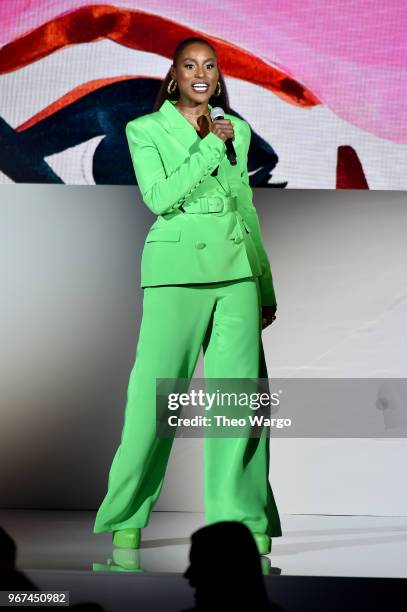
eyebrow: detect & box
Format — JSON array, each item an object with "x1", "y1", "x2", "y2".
[{"x1": 183, "y1": 57, "x2": 216, "y2": 62}]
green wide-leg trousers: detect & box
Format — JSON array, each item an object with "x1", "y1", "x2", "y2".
[{"x1": 93, "y1": 276, "x2": 282, "y2": 538}]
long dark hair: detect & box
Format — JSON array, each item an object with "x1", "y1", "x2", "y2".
[{"x1": 152, "y1": 37, "x2": 231, "y2": 113}]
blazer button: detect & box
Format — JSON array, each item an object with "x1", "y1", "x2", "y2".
[
  {"x1": 234, "y1": 237, "x2": 243, "y2": 244},
  {"x1": 195, "y1": 242, "x2": 206, "y2": 249}
]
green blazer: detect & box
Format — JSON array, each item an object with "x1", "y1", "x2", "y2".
[{"x1": 125, "y1": 99, "x2": 276, "y2": 307}]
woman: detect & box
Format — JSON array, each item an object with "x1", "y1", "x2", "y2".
[{"x1": 93, "y1": 36, "x2": 282, "y2": 555}]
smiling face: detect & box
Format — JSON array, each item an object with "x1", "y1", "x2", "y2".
[{"x1": 170, "y1": 42, "x2": 219, "y2": 106}]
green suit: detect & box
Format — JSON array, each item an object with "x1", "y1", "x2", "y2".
[
  {"x1": 93, "y1": 99, "x2": 282, "y2": 539},
  {"x1": 126, "y1": 99, "x2": 276, "y2": 307}
]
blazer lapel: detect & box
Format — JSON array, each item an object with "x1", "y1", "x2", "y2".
[{"x1": 156, "y1": 99, "x2": 230, "y2": 194}]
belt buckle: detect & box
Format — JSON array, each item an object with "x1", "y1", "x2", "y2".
[
  {"x1": 214, "y1": 196, "x2": 224, "y2": 213},
  {"x1": 209, "y1": 196, "x2": 225, "y2": 214},
  {"x1": 221, "y1": 196, "x2": 232, "y2": 214}
]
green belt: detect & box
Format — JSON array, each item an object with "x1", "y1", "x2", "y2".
[
  {"x1": 180, "y1": 195, "x2": 248, "y2": 245},
  {"x1": 181, "y1": 195, "x2": 238, "y2": 214}
]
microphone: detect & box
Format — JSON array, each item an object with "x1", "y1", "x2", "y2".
[{"x1": 210, "y1": 106, "x2": 237, "y2": 165}]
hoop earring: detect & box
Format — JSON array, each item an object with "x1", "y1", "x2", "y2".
[
  {"x1": 215, "y1": 81, "x2": 221, "y2": 97},
  {"x1": 167, "y1": 79, "x2": 178, "y2": 94}
]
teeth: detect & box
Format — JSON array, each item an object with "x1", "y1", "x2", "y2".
[{"x1": 192, "y1": 84, "x2": 208, "y2": 90}]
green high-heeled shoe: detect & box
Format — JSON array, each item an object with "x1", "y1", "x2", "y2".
[
  {"x1": 112, "y1": 528, "x2": 141, "y2": 549},
  {"x1": 253, "y1": 533, "x2": 271, "y2": 555}
]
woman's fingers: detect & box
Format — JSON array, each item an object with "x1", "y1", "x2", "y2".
[
  {"x1": 261, "y1": 307, "x2": 277, "y2": 329},
  {"x1": 211, "y1": 118, "x2": 234, "y2": 142}
]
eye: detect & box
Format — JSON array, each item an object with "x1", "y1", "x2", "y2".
[{"x1": 184, "y1": 63, "x2": 215, "y2": 69}]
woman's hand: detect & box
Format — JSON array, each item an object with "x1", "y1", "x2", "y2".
[
  {"x1": 210, "y1": 118, "x2": 235, "y2": 142},
  {"x1": 261, "y1": 305, "x2": 277, "y2": 330}
]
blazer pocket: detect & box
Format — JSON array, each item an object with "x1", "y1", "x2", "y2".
[{"x1": 145, "y1": 228, "x2": 181, "y2": 242}]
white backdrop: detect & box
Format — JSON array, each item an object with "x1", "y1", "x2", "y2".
[{"x1": 0, "y1": 185, "x2": 406, "y2": 515}]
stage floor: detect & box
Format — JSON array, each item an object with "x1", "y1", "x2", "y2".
[
  {"x1": 1, "y1": 510, "x2": 406, "y2": 578},
  {"x1": 1, "y1": 511, "x2": 407, "y2": 611}
]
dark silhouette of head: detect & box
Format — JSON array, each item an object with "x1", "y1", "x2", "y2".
[
  {"x1": 183, "y1": 521, "x2": 272, "y2": 611},
  {"x1": 0, "y1": 527, "x2": 105, "y2": 610},
  {"x1": 0, "y1": 527, "x2": 16, "y2": 569},
  {"x1": 0, "y1": 527, "x2": 39, "y2": 596}
]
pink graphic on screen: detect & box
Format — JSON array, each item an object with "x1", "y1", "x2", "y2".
[{"x1": 0, "y1": 1, "x2": 406, "y2": 187}]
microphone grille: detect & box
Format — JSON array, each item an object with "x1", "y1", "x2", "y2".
[{"x1": 210, "y1": 107, "x2": 224, "y2": 121}]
